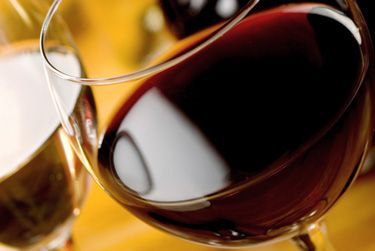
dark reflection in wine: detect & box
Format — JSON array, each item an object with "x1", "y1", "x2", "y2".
[
  {"x1": 111, "y1": 131, "x2": 153, "y2": 195},
  {"x1": 110, "y1": 88, "x2": 230, "y2": 201}
]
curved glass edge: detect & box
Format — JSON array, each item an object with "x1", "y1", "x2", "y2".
[{"x1": 39, "y1": 0, "x2": 260, "y2": 86}]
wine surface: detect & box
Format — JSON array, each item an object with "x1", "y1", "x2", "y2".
[{"x1": 98, "y1": 4, "x2": 373, "y2": 245}]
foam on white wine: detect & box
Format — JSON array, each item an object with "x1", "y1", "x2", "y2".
[{"x1": 0, "y1": 48, "x2": 81, "y2": 179}]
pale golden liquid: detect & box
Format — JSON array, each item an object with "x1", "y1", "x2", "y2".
[{"x1": 0, "y1": 129, "x2": 87, "y2": 248}]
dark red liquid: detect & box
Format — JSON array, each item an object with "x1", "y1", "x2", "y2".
[{"x1": 98, "y1": 4, "x2": 373, "y2": 245}]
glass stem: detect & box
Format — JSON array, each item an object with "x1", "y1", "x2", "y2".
[
  {"x1": 291, "y1": 221, "x2": 336, "y2": 251},
  {"x1": 51, "y1": 237, "x2": 75, "y2": 251},
  {"x1": 40, "y1": 236, "x2": 75, "y2": 251}
]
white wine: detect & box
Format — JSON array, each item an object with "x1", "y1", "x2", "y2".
[{"x1": 0, "y1": 45, "x2": 86, "y2": 248}]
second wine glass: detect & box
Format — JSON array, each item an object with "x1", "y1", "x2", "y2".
[
  {"x1": 40, "y1": 0, "x2": 374, "y2": 250},
  {"x1": 0, "y1": 0, "x2": 89, "y2": 250}
]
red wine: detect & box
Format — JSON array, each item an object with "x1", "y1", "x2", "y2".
[{"x1": 98, "y1": 4, "x2": 373, "y2": 245}]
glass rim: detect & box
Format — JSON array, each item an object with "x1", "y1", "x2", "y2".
[{"x1": 39, "y1": 0, "x2": 260, "y2": 86}]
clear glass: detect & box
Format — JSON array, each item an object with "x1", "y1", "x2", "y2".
[
  {"x1": 0, "y1": 0, "x2": 89, "y2": 250},
  {"x1": 40, "y1": 0, "x2": 373, "y2": 250}
]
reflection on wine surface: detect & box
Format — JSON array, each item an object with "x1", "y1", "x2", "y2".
[{"x1": 0, "y1": 44, "x2": 87, "y2": 249}]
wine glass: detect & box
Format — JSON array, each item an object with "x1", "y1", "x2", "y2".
[
  {"x1": 0, "y1": 0, "x2": 89, "y2": 250},
  {"x1": 40, "y1": 0, "x2": 374, "y2": 250}
]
